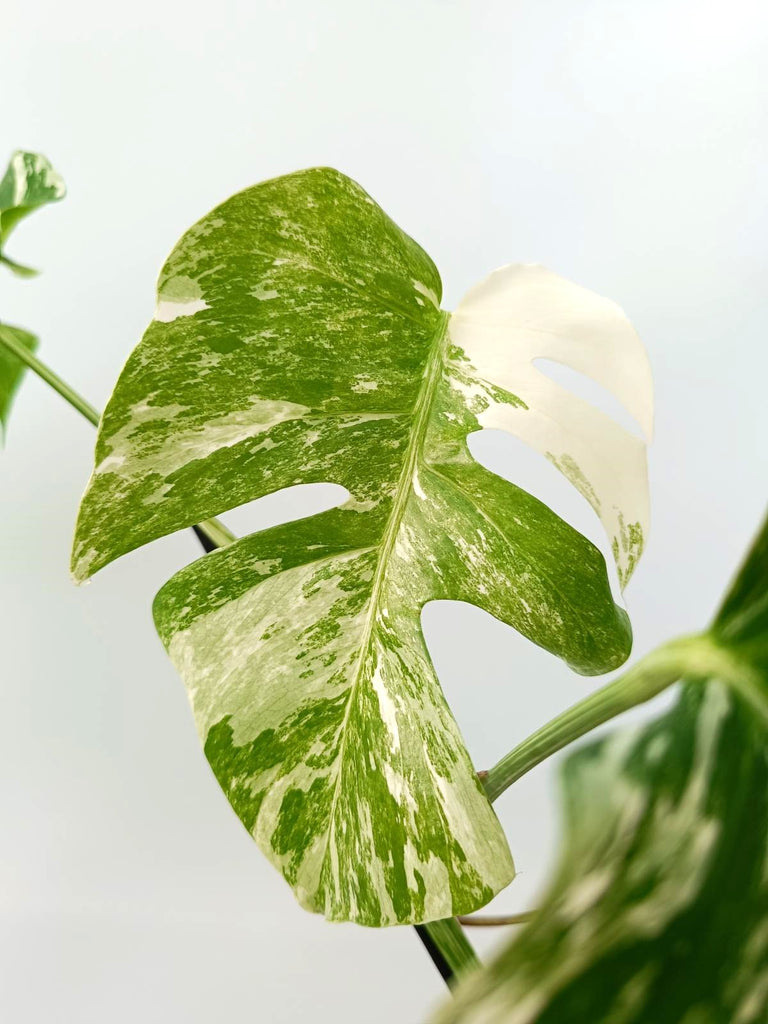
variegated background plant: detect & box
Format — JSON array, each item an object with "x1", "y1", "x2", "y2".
[
  {"x1": 438, "y1": 513, "x2": 768, "y2": 1023},
  {"x1": 3, "y1": 152, "x2": 765, "y2": 1022}
]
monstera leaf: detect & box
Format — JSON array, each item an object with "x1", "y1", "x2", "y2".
[
  {"x1": 438, "y1": 513, "x2": 768, "y2": 1022},
  {"x1": 0, "y1": 324, "x2": 38, "y2": 439},
  {"x1": 72, "y1": 168, "x2": 652, "y2": 926},
  {"x1": 0, "y1": 151, "x2": 65, "y2": 276}
]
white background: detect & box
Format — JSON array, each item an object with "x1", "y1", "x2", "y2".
[{"x1": 2, "y1": 1, "x2": 767, "y2": 1021}]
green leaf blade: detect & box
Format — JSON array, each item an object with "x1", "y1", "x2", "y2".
[
  {"x1": 0, "y1": 151, "x2": 65, "y2": 439},
  {"x1": 0, "y1": 150, "x2": 65, "y2": 254},
  {"x1": 713, "y1": 510, "x2": 768, "y2": 660},
  {"x1": 74, "y1": 168, "x2": 652, "y2": 925},
  {"x1": 0, "y1": 324, "x2": 38, "y2": 441}
]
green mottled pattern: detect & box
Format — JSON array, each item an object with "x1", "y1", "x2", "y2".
[
  {"x1": 73, "y1": 168, "x2": 650, "y2": 925},
  {"x1": 0, "y1": 151, "x2": 65, "y2": 276},
  {"x1": 0, "y1": 325, "x2": 37, "y2": 439},
  {"x1": 439, "y1": 514, "x2": 768, "y2": 1021}
]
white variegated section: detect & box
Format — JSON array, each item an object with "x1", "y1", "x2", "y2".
[
  {"x1": 93, "y1": 396, "x2": 313, "y2": 480},
  {"x1": 154, "y1": 297, "x2": 210, "y2": 322},
  {"x1": 450, "y1": 264, "x2": 653, "y2": 587},
  {"x1": 168, "y1": 551, "x2": 372, "y2": 744}
]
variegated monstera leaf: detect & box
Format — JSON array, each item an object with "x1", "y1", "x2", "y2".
[
  {"x1": 72, "y1": 169, "x2": 652, "y2": 926},
  {"x1": 438, "y1": 514, "x2": 768, "y2": 1023},
  {"x1": 0, "y1": 150, "x2": 65, "y2": 277},
  {"x1": 0, "y1": 151, "x2": 65, "y2": 440}
]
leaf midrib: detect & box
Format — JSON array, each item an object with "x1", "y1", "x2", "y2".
[{"x1": 316, "y1": 309, "x2": 451, "y2": 890}]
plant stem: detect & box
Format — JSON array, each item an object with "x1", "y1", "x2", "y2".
[
  {"x1": 417, "y1": 919, "x2": 480, "y2": 988},
  {"x1": 457, "y1": 912, "x2": 534, "y2": 927},
  {"x1": 194, "y1": 518, "x2": 237, "y2": 549},
  {"x1": 0, "y1": 323, "x2": 99, "y2": 425},
  {"x1": 483, "y1": 634, "x2": 712, "y2": 802},
  {"x1": 0, "y1": 325, "x2": 233, "y2": 548}
]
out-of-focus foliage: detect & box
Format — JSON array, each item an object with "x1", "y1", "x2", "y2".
[{"x1": 438, "y1": 514, "x2": 768, "y2": 1023}]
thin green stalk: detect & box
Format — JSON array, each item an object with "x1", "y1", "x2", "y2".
[
  {"x1": 419, "y1": 918, "x2": 480, "y2": 987},
  {"x1": 0, "y1": 323, "x2": 100, "y2": 425},
  {"x1": 194, "y1": 517, "x2": 237, "y2": 548},
  {"x1": 0, "y1": 325, "x2": 233, "y2": 548},
  {"x1": 458, "y1": 911, "x2": 534, "y2": 927},
  {"x1": 483, "y1": 633, "x2": 714, "y2": 802}
]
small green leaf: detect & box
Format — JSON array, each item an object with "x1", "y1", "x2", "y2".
[
  {"x1": 72, "y1": 168, "x2": 652, "y2": 925},
  {"x1": 0, "y1": 151, "x2": 66, "y2": 272},
  {"x1": 438, "y1": 513, "x2": 768, "y2": 1022},
  {"x1": 0, "y1": 151, "x2": 65, "y2": 436},
  {"x1": 0, "y1": 324, "x2": 37, "y2": 441}
]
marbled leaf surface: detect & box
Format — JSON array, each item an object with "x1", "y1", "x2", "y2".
[
  {"x1": 0, "y1": 151, "x2": 65, "y2": 277},
  {"x1": 73, "y1": 168, "x2": 652, "y2": 925},
  {"x1": 439, "y1": 514, "x2": 768, "y2": 1021}
]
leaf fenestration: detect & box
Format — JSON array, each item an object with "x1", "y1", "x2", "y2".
[{"x1": 72, "y1": 168, "x2": 652, "y2": 925}]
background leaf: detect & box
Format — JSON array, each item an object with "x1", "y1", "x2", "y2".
[
  {"x1": 438, "y1": 512, "x2": 768, "y2": 1023},
  {"x1": 73, "y1": 168, "x2": 651, "y2": 925},
  {"x1": 0, "y1": 152, "x2": 65, "y2": 440},
  {"x1": 0, "y1": 150, "x2": 65, "y2": 276},
  {"x1": 0, "y1": 324, "x2": 38, "y2": 441}
]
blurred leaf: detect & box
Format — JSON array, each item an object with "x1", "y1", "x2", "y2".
[
  {"x1": 0, "y1": 253, "x2": 40, "y2": 278},
  {"x1": 0, "y1": 150, "x2": 65, "y2": 276},
  {"x1": 0, "y1": 152, "x2": 65, "y2": 437},
  {"x1": 72, "y1": 168, "x2": 652, "y2": 925},
  {"x1": 0, "y1": 324, "x2": 37, "y2": 441},
  {"x1": 438, "y1": 512, "x2": 768, "y2": 1023}
]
